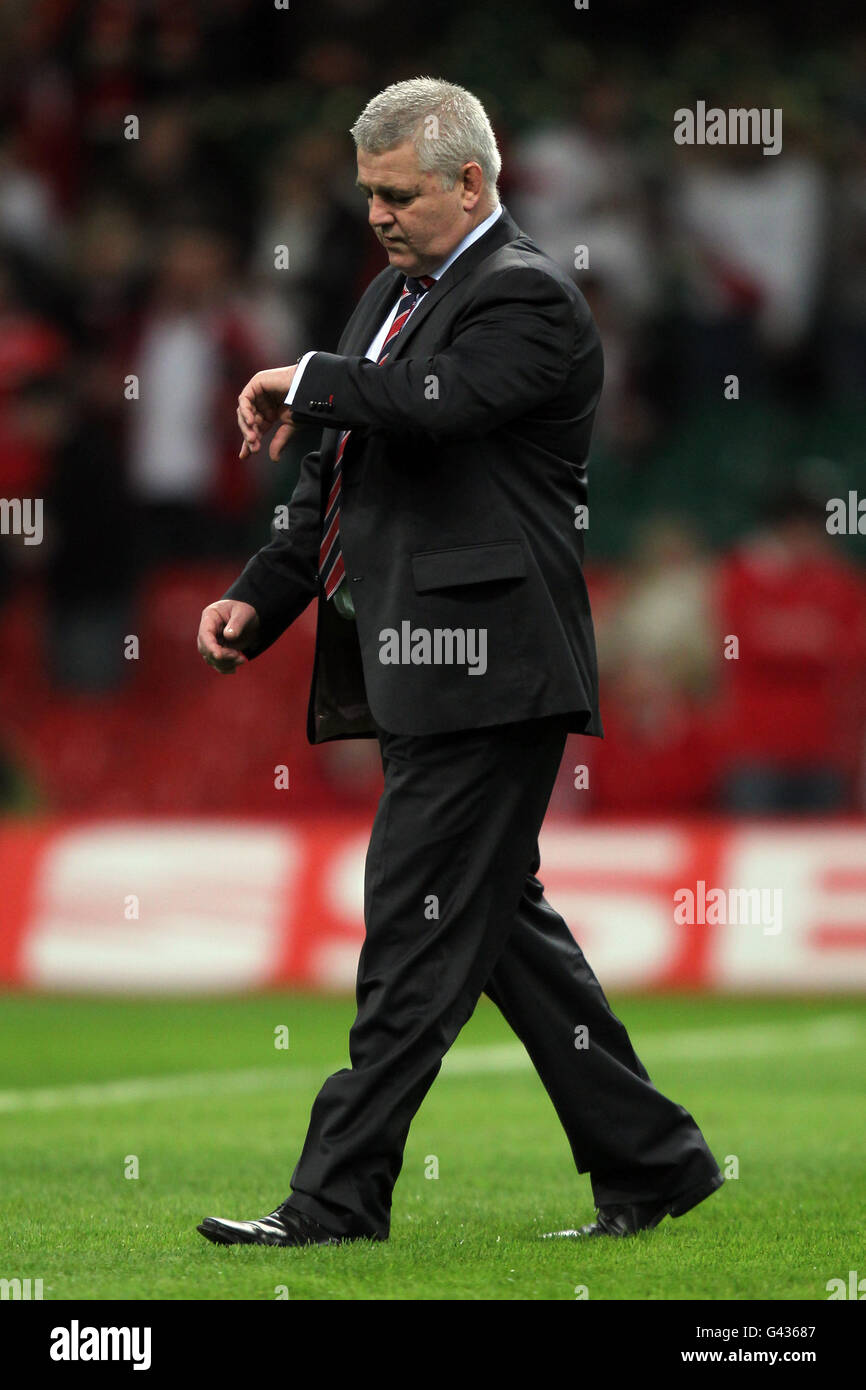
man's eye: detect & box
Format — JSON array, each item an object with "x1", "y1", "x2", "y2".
[{"x1": 361, "y1": 191, "x2": 412, "y2": 205}]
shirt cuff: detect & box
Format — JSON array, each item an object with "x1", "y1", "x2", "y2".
[{"x1": 286, "y1": 352, "x2": 318, "y2": 406}]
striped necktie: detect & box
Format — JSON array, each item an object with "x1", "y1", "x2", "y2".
[{"x1": 319, "y1": 274, "x2": 435, "y2": 603}]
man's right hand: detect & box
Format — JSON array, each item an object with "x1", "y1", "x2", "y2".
[
  {"x1": 237, "y1": 366, "x2": 297, "y2": 461},
  {"x1": 197, "y1": 600, "x2": 261, "y2": 674}
]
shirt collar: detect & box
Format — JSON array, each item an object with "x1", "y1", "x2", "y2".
[{"x1": 424, "y1": 204, "x2": 503, "y2": 282}]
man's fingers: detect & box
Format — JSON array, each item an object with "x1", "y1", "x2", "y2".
[
  {"x1": 201, "y1": 634, "x2": 246, "y2": 659},
  {"x1": 237, "y1": 381, "x2": 271, "y2": 452},
  {"x1": 198, "y1": 602, "x2": 258, "y2": 675},
  {"x1": 269, "y1": 415, "x2": 296, "y2": 461},
  {"x1": 238, "y1": 372, "x2": 296, "y2": 458},
  {"x1": 198, "y1": 622, "x2": 247, "y2": 671},
  {"x1": 237, "y1": 406, "x2": 259, "y2": 452},
  {"x1": 238, "y1": 383, "x2": 261, "y2": 425},
  {"x1": 198, "y1": 609, "x2": 247, "y2": 663},
  {"x1": 198, "y1": 635, "x2": 244, "y2": 663},
  {"x1": 269, "y1": 427, "x2": 288, "y2": 460},
  {"x1": 200, "y1": 645, "x2": 246, "y2": 673}
]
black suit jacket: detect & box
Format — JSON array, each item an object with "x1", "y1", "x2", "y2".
[{"x1": 224, "y1": 206, "x2": 605, "y2": 743}]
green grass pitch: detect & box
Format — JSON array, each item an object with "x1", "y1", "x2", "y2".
[{"x1": 1, "y1": 993, "x2": 863, "y2": 1301}]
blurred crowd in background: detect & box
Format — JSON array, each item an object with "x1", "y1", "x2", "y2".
[{"x1": 0, "y1": 0, "x2": 865, "y2": 818}]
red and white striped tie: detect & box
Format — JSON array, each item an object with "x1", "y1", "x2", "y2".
[{"x1": 319, "y1": 275, "x2": 435, "y2": 600}]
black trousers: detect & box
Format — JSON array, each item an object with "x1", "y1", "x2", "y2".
[{"x1": 284, "y1": 715, "x2": 722, "y2": 1239}]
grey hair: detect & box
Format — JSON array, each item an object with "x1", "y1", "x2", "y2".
[{"x1": 350, "y1": 77, "x2": 501, "y2": 196}]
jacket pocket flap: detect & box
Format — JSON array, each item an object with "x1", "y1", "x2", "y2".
[{"x1": 411, "y1": 541, "x2": 527, "y2": 592}]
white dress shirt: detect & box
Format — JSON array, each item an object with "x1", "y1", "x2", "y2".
[{"x1": 286, "y1": 203, "x2": 503, "y2": 405}]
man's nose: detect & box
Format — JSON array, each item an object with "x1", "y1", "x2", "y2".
[{"x1": 368, "y1": 198, "x2": 394, "y2": 228}]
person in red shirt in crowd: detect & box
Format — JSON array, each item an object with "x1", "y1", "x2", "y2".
[
  {"x1": 578, "y1": 517, "x2": 722, "y2": 816},
  {"x1": 580, "y1": 655, "x2": 723, "y2": 815},
  {"x1": 715, "y1": 489, "x2": 866, "y2": 813}
]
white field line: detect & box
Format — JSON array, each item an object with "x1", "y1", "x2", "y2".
[
  {"x1": 442, "y1": 1014, "x2": 864, "y2": 1072},
  {"x1": 0, "y1": 1015, "x2": 861, "y2": 1115}
]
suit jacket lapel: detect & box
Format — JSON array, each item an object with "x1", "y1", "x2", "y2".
[
  {"x1": 383, "y1": 205, "x2": 522, "y2": 363},
  {"x1": 338, "y1": 268, "x2": 403, "y2": 356},
  {"x1": 337, "y1": 205, "x2": 522, "y2": 364},
  {"x1": 319, "y1": 268, "x2": 403, "y2": 476}
]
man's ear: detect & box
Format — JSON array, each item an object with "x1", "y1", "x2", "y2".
[{"x1": 461, "y1": 161, "x2": 485, "y2": 209}]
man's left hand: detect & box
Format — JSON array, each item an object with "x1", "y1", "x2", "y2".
[{"x1": 237, "y1": 366, "x2": 297, "y2": 461}]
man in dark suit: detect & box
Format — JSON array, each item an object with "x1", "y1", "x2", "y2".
[{"x1": 195, "y1": 78, "x2": 723, "y2": 1247}]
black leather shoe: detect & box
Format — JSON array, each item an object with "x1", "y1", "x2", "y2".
[
  {"x1": 197, "y1": 1205, "x2": 345, "y2": 1247},
  {"x1": 542, "y1": 1170, "x2": 724, "y2": 1239}
]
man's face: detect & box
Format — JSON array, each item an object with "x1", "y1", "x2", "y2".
[{"x1": 356, "y1": 140, "x2": 481, "y2": 276}]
